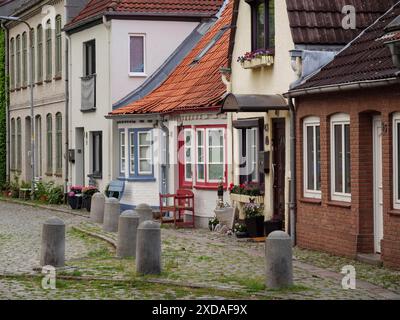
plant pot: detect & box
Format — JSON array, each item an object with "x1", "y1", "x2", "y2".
[
  {"x1": 235, "y1": 231, "x2": 249, "y2": 238},
  {"x1": 82, "y1": 196, "x2": 92, "y2": 212},
  {"x1": 68, "y1": 195, "x2": 82, "y2": 210},
  {"x1": 214, "y1": 207, "x2": 235, "y2": 229},
  {"x1": 264, "y1": 219, "x2": 283, "y2": 237},
  {"x1": 245, "y1": 216, "x2": 264, "y2": 238}
]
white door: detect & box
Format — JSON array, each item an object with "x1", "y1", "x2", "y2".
[{"x1": 373, "y1": 116, "x2": 383, "y2": 253}]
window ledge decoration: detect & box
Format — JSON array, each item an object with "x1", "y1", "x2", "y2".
[
  {"x1": 238, "y1": 49, "x2": 274, "y2": 69},
  {"x1": 229, "y1": 182, "x2": 264, "y2": 219}
]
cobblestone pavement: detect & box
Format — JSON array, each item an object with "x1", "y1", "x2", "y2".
[
  {"x1": 0, "y1": 201, "x2": 94, "y2": 275},
  {"x1": 1, "y1": 201, "x2": 400, "y2": 300}
]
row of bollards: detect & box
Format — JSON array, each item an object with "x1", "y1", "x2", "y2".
[{"x1": 40, "y1": 193, "x2": 292, "y2": 288}]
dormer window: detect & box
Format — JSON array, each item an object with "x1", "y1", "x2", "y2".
[{"x1": 246, "y1": 0, "x2": 275, "y2": 51}]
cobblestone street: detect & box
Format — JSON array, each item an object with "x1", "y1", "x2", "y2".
[{"x1": 0, "y1": 201, "x2": 400, "y2": 300}]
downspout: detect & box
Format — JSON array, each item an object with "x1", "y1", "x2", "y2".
[
  {"x1": 221, "y1": 72, "x2": 233, "y2": 185},
  {"x1": 159, "y1": 116, "x2": 169, "y2": 195},
  {"x1": 1, "y1": 23, "x2": 10, "y2": 183},
  {"x1": 64, "y1": 33, "x2": 70, "y2": 197},
  {"x1": 288, "y1": 98, "x2": 296, "y2": 246}
]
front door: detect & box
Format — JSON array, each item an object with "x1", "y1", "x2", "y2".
[
  {"x1": 272, "y1": 119, "x2": 286, "y2": 221},
  {"x1": 373, "y1": 116, "x2": 383, "y2": 253}
]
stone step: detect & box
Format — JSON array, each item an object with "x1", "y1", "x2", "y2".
[{"x1": 356, "y1": 253, "x2": 383, "y2": 267}]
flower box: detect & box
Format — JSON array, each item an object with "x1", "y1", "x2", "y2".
[
  {"x1": 241, "y1": 55, "x2": 274, "y2": 69},
  {"x1": 68, "y1": 194, "x2": 82, "y2": 210},
  {"x1": 230, "y1": 193, "x2": 264, "y2": 219},
  {"x1": 245, "y1": 216, "x2": 265, "y2": 238}
]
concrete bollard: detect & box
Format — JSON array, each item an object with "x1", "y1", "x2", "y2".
[
  {"x1": 136, "y1": 203, "x2": 153, "y2": 224},
  {"x1": 40, "y1": 217, "x2": 65, "y2": 267},
  {"x1": 265, "y1": 231, "x2": 293, "y2": 289},
  {"x1": 116, "y1": 210, "x2": 140, "y2": 258},
  {"x1": 136, "y1": 220, "x2": 161, "y2": 275},
  {"x1": 90, "y1": 192, "x2": 106, "y2": 223},
  {"x1": 103, "y1": 197, "x2": 121, "y2": 233}
]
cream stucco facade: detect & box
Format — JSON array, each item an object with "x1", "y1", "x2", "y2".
[{"x1": 228, "y1": 0, "x2": 297, "y2": 230}]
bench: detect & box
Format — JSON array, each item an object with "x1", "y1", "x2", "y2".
[{"x1": 107, "y1": 180, "x2": 125, "y2": 200}]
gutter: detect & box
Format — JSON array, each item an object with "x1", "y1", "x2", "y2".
[
  {"x1": 64, "y1": 31, "x2": 70, "y2": 196},
  {"x1": 159, "y1": 117, "x2": 170, "y2": 196},
  {"x1": 285, "y1": 77, "x2": 400, "y2": 98}
]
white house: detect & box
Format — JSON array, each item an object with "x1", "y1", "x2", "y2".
[
  {"x1": 64, "y1": 0, "x2": 225, "y2": 192},
  {"x1": 5, "y1": 0, "x2": 89, "y2": 189},
  {"x1": 106, "y1": 0, "x2": 233, "y2": 226}
]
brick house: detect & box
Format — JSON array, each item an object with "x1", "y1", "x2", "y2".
[{"x1": 287, "y1": 3, "x2": 400, "y2": 268}]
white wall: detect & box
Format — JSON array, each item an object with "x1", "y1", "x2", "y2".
[{"x1": 69, "y1": 18, "x2": 199, "y2": 191}]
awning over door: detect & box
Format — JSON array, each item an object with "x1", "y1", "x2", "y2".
[{"x1": 221, "y1": 93, "x2": 289, "y2": 113}]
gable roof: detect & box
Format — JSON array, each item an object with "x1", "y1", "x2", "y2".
[
  {"x1": 110, "y1": 0, "x2": 232, "y2": 116},
  {"x1": 290, "y1": 1, "x2": 400, "y2": 92},
  {"x1": 65, "y1": 0, "x2": 224, "y2": 31},
  {"x1": 286, "y1": 0, "x2": 399, "y2": 45}
]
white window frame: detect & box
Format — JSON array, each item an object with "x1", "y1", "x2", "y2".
[
  {"x1": 393, "y1": 113, "x2": 400, "y2": 209},
  {"x1": 330, "y1": 113, "x2": 351, "y2": 202},
  {"x1": 129, "y1": 130, "x2": 135, "y2": 176},
  {"x1": 303, "y1": 117, "x2": 321, "y2": 199},
  {"x1": 196, "y1": 128, "x2": 206, "y2": 182},
  {"x1": 184, "y1": 128, "x2": 193, "y2": 182},
  {"x1": 138, "y1": 130, "x2": 153, "y2": 175},
  {"x1": 128, "y1": 34, "x2": 146, "y2": 77},
  {"x1": 120, "y1": 130, "x2": 126, "y2": 175},
  {"x1": 249, "y1": 127, "x2": 259, "y2": 182},
  {"x1": 206, "y1": 128, "x2": 225, "y2": 183}
]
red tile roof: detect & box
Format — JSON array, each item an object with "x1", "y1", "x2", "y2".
[
  {"x1": 110, "y1": 0, "x2": 232, "y2": 116},
  {"x1": 292, "y1": 2, "x2": 400, "y2": 91},
  {"x1": 286, "y1": 0, "x2": 399, "y2": 45},
  {"x1": 67, "y1": 0, "x2": 224, "y2": 29}
]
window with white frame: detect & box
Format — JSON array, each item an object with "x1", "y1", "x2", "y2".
[
  {"x1": 331, "y1": 113, "x2": 351, "y2": 202},
  {"x1": 206, "y1": 128, "x2": 225, "y2": 182},
  {"x1": 119, "y1": 130, "x2": 126, "y2": 175},
  {"x1": 138, "y1": 131, "x2": 152, "y2": 175},
  {"x1": 196, "y1": 129, "x2": 205, "y2": 181},
  {"x1": 303, "y1": 117, "x2": 321, "y2": 198},
  {"x1": 129, "y1": 131, "x2": 135, "y2": 176},
  {"x1": 184, "y1": 129, "x2": 193, "y2": 181},
  {"x1": 393, "y1": 113, "x2": 400, "y2": 209},
  {"x1": 129, "y1": 35, "x2": 145, "y2": 75}
]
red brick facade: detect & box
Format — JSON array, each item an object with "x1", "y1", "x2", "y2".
[{"x1": 296, "y1": 84, "x2": 400, "y2": 269}]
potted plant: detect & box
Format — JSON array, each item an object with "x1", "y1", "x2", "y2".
[
  {"x1": 264, "y1": 219, "x2": 283, "y2": 237},
  {"x1": 68, "y1": 185, "x2": 83, "y2": 210},
  {"x1": 82, "y1": 186, "x2": 99, "y2": 212},
  {"x1": 229, "y1": 182, "x2": 264, "y2": 219},
  {"x1": 208, "y1": 216, "x2": 219, "y2": 231},
  {"x1": 233, "y1": 222, "x2": 248, "y2": 238},
  {"x1": 244, "y1": 201, "x2": 264, "y2": 238}
]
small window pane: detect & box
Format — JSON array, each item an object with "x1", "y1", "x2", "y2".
[
  {"x1": 344, "y1": 124, "x2": 351, "y2": 194},
  {"x1": 334, "y1": 124, "x2": 343, "y2": 193},
  {"x1": 307, "y1": 126, "x2": 315, "y2": 190},
  {"x1": 256, "y1": 2, "x2": 265, "y2": 50},
  {"x1": 316, "y1": 126, "x2": 321, "y2": 191},
  {"x1": 129, "y1": 132, "x2": 135, "y2": 175},
  {"x1": 130, "y1": 36, "x2": 144, "y2": 73},
  {"x1": 208, "y1": 164, "x2": 224, "y2": 181},
  {"x1": 197, "y1": 164, "x2": 205, "y2": 180},
  {"x1": 139, "y1": 160, "x2": 151, "y2": 173},
  {"x1": 139, "y1": 132, "x2": 151, "y2": 145}
]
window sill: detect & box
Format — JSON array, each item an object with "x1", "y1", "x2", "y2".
[
  {"x1": 81, "y1": 108, "x2": 96, "y2": 113},
  {"x1": 54, "y1": 75, "x2": 62, "y2": 81},
  {"x1": 118, "y1": 177, "x2": 156, "y2": 182},
  {"x1": 327, "y1": 200, "x2": 351, "y2": 209},
  {"x1": 388, "y1": 209, "x2": 400, "y2": 217},
  {"x1": 129, "y1": 73, "x2": 147, "y2": 78},
  {"x1": 194, "y1": 184, "x2": 227, "y2": 191},
  {"x1": 36, "y1": 81, "x2": 43, "y2": 86},
  {"x1": 9, "y1": 88, "x2": 15, "y2": 92},
  {"x1": 21, "y1": 86, "x2": 27, "y2": 90},
  {"x1": 300, "y1": 197, "x2": 322, "y2": 205},
  {"x1": 54, "y1": 173, "x2": 62, "y2": 177},
  {"x1": 45, "y1": 172, "x2": 53, "y2": 177},
  {"x1": 44, "y1": 79, "x2": 52, "y2": 83},
  {"x1": 90, "y1": 175, "x2": 102, "y2": 180}
]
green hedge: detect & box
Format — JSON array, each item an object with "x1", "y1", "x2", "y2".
[{"x1": 0, "y1": 30, "x2": 6, "y2": 187}]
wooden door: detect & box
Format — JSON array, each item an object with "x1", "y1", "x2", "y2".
[{"x1": 272, "y1": 119, "x2": 286, "y2": 221}]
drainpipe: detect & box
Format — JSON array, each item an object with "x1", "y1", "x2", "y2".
[
  {"x1": 159, "y1": 116, "x2": 169, "y2": 195},
  {"x1": 1, "y1": 23, "x2": 10, "y2": 183},
  {"x1": 64, "y1": 33, "x2": 70, "y2": 198},
  {"x1": 288, "y1": 98, "x2": 296, "y2": 246}
]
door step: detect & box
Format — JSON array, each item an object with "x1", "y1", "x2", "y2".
[{"x1": 356, "y1": 253, "x2": 383, "y2": 267}]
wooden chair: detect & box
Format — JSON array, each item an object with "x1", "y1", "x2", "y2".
[
  {"x1": 159, "y1": 193, "x2": 182, "y2": 225},
  {"x1": 174, "y1": 189, "x2": 195, "y2": 228}
]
